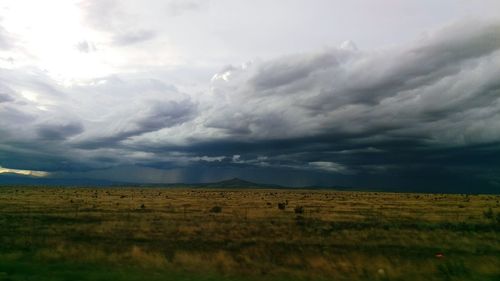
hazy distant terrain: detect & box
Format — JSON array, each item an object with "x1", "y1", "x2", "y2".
[{"x1": 1, "y1": 187, "x2": 499, "y2": 281}]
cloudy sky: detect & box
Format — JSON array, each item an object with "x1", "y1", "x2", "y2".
[{"x1": 1, "y1": 0, "x2": 500, "y2": 192}]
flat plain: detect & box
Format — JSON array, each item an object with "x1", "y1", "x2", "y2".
[{"x1": 0, "y1": 187, "x2": 499, "y2": 281}]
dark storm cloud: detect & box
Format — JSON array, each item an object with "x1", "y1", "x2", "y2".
[
  {"x1": 118, "y1": 98, "x2": 197, "y2": 139},
  {"x1": 1, "y1": 19, "x2": 500, "y2": 192},
  {"x1": 36, "y1": 122, "x2": 84, "y2": 141},
  {"x1": 207, "y1": 21, "x2": 500, "y2": 144},
  {"x1": 132, "y1": 135, "x2": 500, "y2": 192},
  {"x1": 170, "y1": 20, "x2": 500, "y2": 191},
  {"x1": 77, "y1": 98, "x2": 197, "y2": 149},
  {"x1": 136, "y1": 99, "x2": 196, "y2": 132},
  {"x1": 242, "y1": 21, "x2": 500, "y2": 112}
]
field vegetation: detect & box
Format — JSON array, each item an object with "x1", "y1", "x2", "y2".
[{"x1": 0, "y1": 187, "x2": 499, "y2": 280}]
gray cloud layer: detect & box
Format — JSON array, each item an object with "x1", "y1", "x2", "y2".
[{"x1": 1, "y1": 20, "x2": 500, "y2": 191}]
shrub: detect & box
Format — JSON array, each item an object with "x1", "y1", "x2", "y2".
[
  {"x1": 294, "y1": 206, "x2": 304, "y2": 214},
  {"x1": 210, "y1": 206, "x2": 222, "y2": 213},
  {"x1": 295, "y1": 215, "x2": 305, "y2": 226},
  {"x1": 483, "y1": 207, "x2": 494, "y2": 219},
  {"x1": 278, "y1": 203, "x2": 286, "y2": 210},
  {"x1": 437, "y1": 260, "x2": 469, "y2": 279}
]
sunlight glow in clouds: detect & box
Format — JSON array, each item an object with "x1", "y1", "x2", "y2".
[
  {"x1": 0, "y1": 166, "x2": 50, "y2": 177},
  {"x1": 1, "y1": 0, "x2": 114, "y2": 82}
]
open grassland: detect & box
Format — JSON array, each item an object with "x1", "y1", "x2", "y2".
[{"x1": 0, "y1": 187, "x2": 499, "y2": 281}]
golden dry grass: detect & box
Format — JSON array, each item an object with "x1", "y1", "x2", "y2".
[{"x1": 0, "y1": 187, "x2": 499, "y2": 280}]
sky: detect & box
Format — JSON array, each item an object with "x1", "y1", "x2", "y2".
[{"x1": 1, "y1": 0, "x2": 500, "y2": 192}]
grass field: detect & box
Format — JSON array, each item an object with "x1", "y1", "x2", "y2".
[{"x1": 0, "y1": 187, "x2": 499, "y2": 281}]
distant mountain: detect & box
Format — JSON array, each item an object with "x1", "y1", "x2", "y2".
[
  {"x1": 0, "y1": 174, "x2": 281, "y2": 189},
  {"x1": 1, "y1": 174, "x2": 491, "y2": 194},
  {"x1": 120, "y1": 177, "x2": 283, "y2": 189}
]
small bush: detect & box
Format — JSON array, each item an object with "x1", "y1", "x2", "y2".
[
  {"x1": 295, "y1": 215, "x2": 305, "y2": 226},
  {"x1": 483, "y1": 207, "x2": 494, "y2": 219},
  {"x1": 278, "y1": 203, "x2": 286, "y2": 210},
  {"x1": 210, "y1": 206, "x2": 222, "y2": 213},
  {"x1": 294, "y1": 206, "x2": 304, "y2": 214},
  {"x1": 437, "y1": 260, "x2": 470, "y2": 279}
]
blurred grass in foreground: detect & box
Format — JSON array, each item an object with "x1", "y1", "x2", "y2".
[{"x1": 0, "y1": 187, "x2": 499, "y2": 280}]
